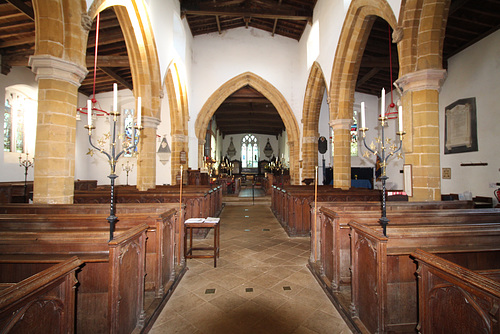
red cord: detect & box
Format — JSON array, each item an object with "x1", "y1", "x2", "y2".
[
  {"x1": 388, "y1": 23, "x2": 395, "y2": 109},
  {"x1": 92, "y1": 12, "x2": 100, "y2": 104}
]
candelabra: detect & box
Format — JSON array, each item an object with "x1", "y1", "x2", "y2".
[
  {"x1": 359, "y1": 89, "x2": 405, "y2": 236},
  {"x1": 122, "y1": 160, "x2": 134, "y2": 186},
  {"x1": 85, "y1": 83, "x2": 142, "y2": 240},
  {"x1": 19, "y1": 153, "x2": 34, "y2": 203}
]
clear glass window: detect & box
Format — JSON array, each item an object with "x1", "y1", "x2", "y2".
[{"x1": 241, "y1": 134, "x2": 258, "y2": 168}]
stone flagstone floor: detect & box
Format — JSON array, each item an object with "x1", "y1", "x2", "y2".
[{"x1": 149, "y1": 204, "x2": 352, "y2": 334}]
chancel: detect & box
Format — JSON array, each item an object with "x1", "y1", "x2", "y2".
[{"x1": 0, "y1": 1, "x2": 499, "y2": 333}]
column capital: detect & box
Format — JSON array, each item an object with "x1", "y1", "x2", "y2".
[
  {"x1": 395, "y1": 69, "x2": 447, "y2": 93},
  {"x1": 142, "y1": 116, "x2": 161, "y2": 129},
  {"x1": 329, "y1": 118, "x2": 352, "y2": 130},
  {"x1": 29, "y1": 55, "x2": 88, "y2": 86}
]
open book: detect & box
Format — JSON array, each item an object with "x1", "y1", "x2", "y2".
[{"x1": 184, "y1": 218, "x2": 205, "y2": 224}]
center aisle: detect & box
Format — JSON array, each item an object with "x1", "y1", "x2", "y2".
[{"x1": 149, "y1": 204, "x2": 352, "y2": 334}]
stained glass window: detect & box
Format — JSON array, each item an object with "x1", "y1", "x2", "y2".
[
  {"x1": 351, "y1": 110, "x2": 358, "y2": 156},
  {"x1": 123, "y1": 109, "x2": 137, "y2": 157},
  {"x1": 241, "y1": 134, "x2": 258, "y2": 168}
]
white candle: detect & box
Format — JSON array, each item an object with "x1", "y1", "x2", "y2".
[
  {"x1": 87, "y1": 99, "x2": 92, "y2": 126},
  {"x1": 381, "y1": 88, "x2": 385, "y2": 118},
  {"x1": 113, "y1": 83, "x2": 118, "y2": 112},
  {"x1": 137, "y1": 97, "x2": 142, "y2": 127},
  {"x1": 398, "y1": 105, "x2": 403, "y2": 132},
  {"x1": 361, "y1": 102, "x2": 366, "y2": 128}
]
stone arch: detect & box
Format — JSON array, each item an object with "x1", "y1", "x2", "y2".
[
  {"x1": 301, "y1": 61, "x2": 327, "y2": 181},
  {"x1": 194, "y1": 72, "x2": 301, "y2": 184},
  {"x1": 88, "y1": 0, "x2": 161, "y2": 190},
  {"x1": 164, "y1": 60, "x2": 189, "y2": 184},
  {"x1": 329, "y1": 0, "x2": 398, "y2": 189}
]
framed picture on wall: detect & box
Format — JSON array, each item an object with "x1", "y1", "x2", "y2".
[{"x1": 444, "y1": 97, "x2": 478, "y2": 154}]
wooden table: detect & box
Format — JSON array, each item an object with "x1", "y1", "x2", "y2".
[{"x1": 184, "y1": 218, "x2": 220, "y2": 267}]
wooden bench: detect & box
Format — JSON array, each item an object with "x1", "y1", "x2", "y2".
[
  {"x1": 0, "y1": 225, "x2": 148, "y2": 334},
  {"x1": 0, "y1": 256, "x2": 82, "y2": 333},
  {"x1": 75, "y1": 184, "x2": 222, "y2": 217},
  {"x1": 310, "y1": 206, "x2": 500, "y2": 291},
  {"x1": 0, "y1": 208, "x2": 179, "y2": 300},
  {"x1": 412, "y1": 249, "x2": 500, "y2": 334},
  {"x1": 349, "y1": 221, "x2": 500, "y2": 333},
  {"x1": 271, "y1": 185, "x2": 381, "y2": 236}
]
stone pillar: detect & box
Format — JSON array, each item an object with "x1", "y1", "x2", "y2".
[
  {"x1": 170, "y1": 134, "x2": 188, "y2": 185},
  {"x1": 198, "y1": 138, "x2": 206, "y2": 169},
  {"x1": 396, "y1": 69, "x2": 447, "y2": 201},
  {"x1": 137, "y1": 116, "x2": 160, "y2": 191},
  {"x1": 330, "y1": 119, "x2": 352, "y2": 190},
  {"x1": 301, "y1": 136, "x2": 317, "y2": 180},
  {"x1": 29, "y1": 55, "x2": 87, "y2": 204}
]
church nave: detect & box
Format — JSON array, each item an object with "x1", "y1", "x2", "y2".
[{"x1": 149, "y1": 204, "x2": 352, "y2": 334}]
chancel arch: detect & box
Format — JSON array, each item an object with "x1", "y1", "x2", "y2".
[
  {"x1": 329, "y1": 0, "x2": 398, "y2": 189},
  {"x1": 194, "y1": 72, "x2": 301, "y2": 184},
  {"x1": 301, "y1": 61, "x2": 328, "y2": 182}
]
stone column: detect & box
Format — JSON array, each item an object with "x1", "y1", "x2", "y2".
[
  {"x1": 396, "y1": 69, "x2": 447, "y2": 201},
  {"x1": 171, "y1": 134, "x2": 189, "y2": 185},
  {"x1": 301, "y1": 136, "x2": 318, "y2": 180},
  {"x1": 137, "y1": 116, "x2": 160, "y2": 191},
  {"x1": 29, "y1": 55, "x2": 87, "y2": 204},
  {"x1": 330, "y1": 119, "x2": 352, "y2": 190}
]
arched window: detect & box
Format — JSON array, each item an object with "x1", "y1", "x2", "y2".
[
  {"x1": 351, "y1": 110, "x2": 358, "y2": 156},
  {"x1": 241, "y1": 134, "x2": 258, "y2": 168},
  {"x1": 4, "y1": 88, "x2": 36, "y2": 153},
  {"x1": 123, "y1": 108, "x2": 136, "y2": 157}
]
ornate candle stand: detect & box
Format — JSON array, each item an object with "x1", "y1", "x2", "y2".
[
  {"x1": 84, "y1": 91, "x2": 142, "y2": 241},
  {"x1": 19, "y1": 153, "x2": 34, "y2": 203},
  {"x1": 359, "y1": 116, "x2": 405, "y2": 236},
  {"x1": 122, "y1": 160, "x2": 134, "y2": 186}
]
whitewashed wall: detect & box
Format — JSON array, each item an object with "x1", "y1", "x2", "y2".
[{"x1": 439, "y1": 29, "x2": 500, "y2": 203}]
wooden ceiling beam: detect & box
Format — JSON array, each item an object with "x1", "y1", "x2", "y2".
[
  {"x1": 5, "y1": 0, "x2": 34, "y2": 21},
  {"x1": 181, "y1": 9, "x2": 311, "y2": 22},
  {"x1": 0, "y1": 34, "x2": 34, "y2": 48},
  {"x1": 98, "y1": 67, "x2": 133, "y2": 91},
  {"x1": 356, "y1": 67, "x2": 381, "y2": 89},
  {"x1": 86, "y1": 55, "x2": 129, "y2": 67}
]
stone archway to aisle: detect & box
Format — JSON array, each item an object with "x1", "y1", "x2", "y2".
[{"x1": 194, "y1": 72, "x2": 301, "y2": 184}]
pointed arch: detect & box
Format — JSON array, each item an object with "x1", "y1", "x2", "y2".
[
  {"x1": 330, "y1": 0, "x2": 398, "y2": 120},
  {"x1": 329, "y1": 0, "x2": 397, "y2": 189},
  {"x1": 164, "y1": 59, "x2": 189, "y2": 184},
  {"x1": 89, "y1": 0, "x2": 161, "y2": 190},
  {"x1": 194, "y1": 72, "x2": 301, "y2": 184},
  {"x1": 301, "y1": 61, "x2": 327, "y2": 181}
]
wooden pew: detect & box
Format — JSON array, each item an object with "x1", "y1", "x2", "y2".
[
  {"x1": 0, "y1": 207, "x2": 180, "y2": 300},
  {"x1": 0, "y1": 224, "x2": 148, "y2": 334},
  {"x1": 0, "y1": 203, "x2": 184, "y2": 331},
  {"x1": 74, "y1": 184, "x2": 222, "y2": 221},
  {"x1": 311, "y1": 206, "x2": 500, "y2": 291},
  {"x1": 0, "y1": 257, "x2": 82, "y2": 333},
  {"x1": 412, "y1": 249, "x2": 500, "y2": 334},
  {"x1": 271, "y1": 185, "x2": 381, "y2": 236},
  {"x1": 349, "y1": 221, "x2": 500, "y2": 333}
]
